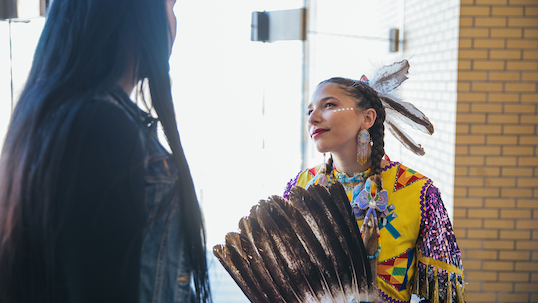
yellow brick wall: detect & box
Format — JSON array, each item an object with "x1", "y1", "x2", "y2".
[{"x1": 455, "y1": 1, "x2": 538, "y2": 302}]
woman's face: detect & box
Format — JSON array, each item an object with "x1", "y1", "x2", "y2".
[
  {"x1": 166, "y1": 0, "x2": 177, "y2": 47},
  {"x1": 307, "y1": 83, "x2": 365, "y2": 155}
]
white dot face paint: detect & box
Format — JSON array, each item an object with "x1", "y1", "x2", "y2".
[{"x1": 333, "y1": 108, "x2": 355, "y2": 113}]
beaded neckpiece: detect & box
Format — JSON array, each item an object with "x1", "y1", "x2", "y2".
[
  {"x1": 334, "y1": 168, "x2": 369, "y2": 184},
  {"x1": 306, "y1": 166, "x2": 370, "y2": 204}
]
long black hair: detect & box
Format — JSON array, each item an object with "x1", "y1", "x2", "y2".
[
  {"x1": 319, "y1": 78, "x2": 386, "y2": 185},
  {"x1": 0, "y1": 0, "x2": 210, "y2": 302}
]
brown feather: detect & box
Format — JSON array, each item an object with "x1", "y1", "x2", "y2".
[
  {"x1": 383, "y1": 97, "x2": 434, "y2": 135},
  {"x1": 248, "y1": 205, "x2": 303, "y2": 302},
  {"x1": 238, "y1": 217, "x2": 287, "y2": 302},
  {"x1": 386, "y1": 120, "x2": 426, "y2": 156},
  {"x1": 224, "y1": 233, "x2": 271, "y2": 303},
  {"x1": 213, "y1": 244, "x2": 265, "y2": 303}
]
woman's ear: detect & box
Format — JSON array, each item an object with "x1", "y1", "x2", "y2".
[{"x1": 361, "y1": 108, "x2": 377, "y2": 130}]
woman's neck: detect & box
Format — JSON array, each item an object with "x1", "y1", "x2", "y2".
[
  {"x1": 331, "y1": 150, "x2": 371, "y2": 176},
  {"x1": 330, "y1": 151, "x2": 390, "y2": 176}
]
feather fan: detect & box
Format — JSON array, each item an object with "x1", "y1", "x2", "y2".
[
  {"x1": 214, "y1": 182, "x2": 379, "y2": 303},
  {"x1": 368, "y1": 59, "x2": 434, "y2": 155}
]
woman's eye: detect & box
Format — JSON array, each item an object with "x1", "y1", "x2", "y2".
[
  {"x1": 306, "y1": 109, "x2": 313, "y2": 116},
  {"x1": 325, "y1": 103, "x2": 335, "y2": 108}
]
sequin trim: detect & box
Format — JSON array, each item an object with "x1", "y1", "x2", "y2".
[
  {"x1": 378, "y1": 289, "x2": 407, "y2": 303},
  {"x1": 418, "y1": 182, "x2": 462, "y2": 267},
  {"x1": 416, "y1": 180, "x2": 464, "y2": 302},
  {"x1": 383, "y1": 161, "x2": 400, "y2": 172},
  {"x1": 283, "y1": 170, "x2": 302, "y2": 199}
]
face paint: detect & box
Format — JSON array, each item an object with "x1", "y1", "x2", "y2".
[
  {"x1": 307, "y1": 83, "x2": 364, "y2": 154},
  {"x1": 333, "y1": 108, "x2": 355, "y2": 113}
]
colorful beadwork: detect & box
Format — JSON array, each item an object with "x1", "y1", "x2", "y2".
[
  {"x1": 378, "y1": 249, "x2": 414, "y2": 291},
  {"x1": 357, "y1": 129, "x2": 371, "y2": 165},
  {"x1": 354, "y1": 177, "x2": 389, "y2": 220},
  {"x1": 379, "y1": 211, "x2": 402, "y2": 240},
  {"x1": 394, "y1": 164, "x2": 427, "y2": 192}
]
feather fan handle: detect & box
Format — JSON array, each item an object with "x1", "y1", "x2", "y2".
[{"x1": 369, "y1": 59, "x2": 410, "y2": 94}]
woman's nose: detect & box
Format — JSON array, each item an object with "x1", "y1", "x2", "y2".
[{"x1": 308, "y1": 108, "x2": 321, "y2": 125}]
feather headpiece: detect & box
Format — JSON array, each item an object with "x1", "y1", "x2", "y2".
[
  {"x1": 366, "y1": 59, "x2": 434, "y2": 155},
  {"x1": 213, "y1": 182, "x2": 379, "y2": 303}
]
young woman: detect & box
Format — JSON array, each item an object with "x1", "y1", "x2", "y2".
[
  {"x1": 284, "y1": 63, "x2": 465, "y2": 303},
  {"x1": 0, "y1": 0, "x2": 210, "y2": 302}
]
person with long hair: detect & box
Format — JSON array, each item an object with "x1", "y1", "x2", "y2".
[
  {"x1": 284, "y1": 61, "x2": 465, "y2": 302},
  {"x1": 0, "y1": 0, "x2": 210, "y2": 302}
]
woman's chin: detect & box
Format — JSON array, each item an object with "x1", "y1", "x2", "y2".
[{"x1": 315, "y1": 145, "x2": 331, "y2": 154}]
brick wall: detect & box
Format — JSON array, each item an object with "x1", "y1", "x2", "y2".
[{"x1": 454, "y1": 0, "x2": 538, "y2": 302}]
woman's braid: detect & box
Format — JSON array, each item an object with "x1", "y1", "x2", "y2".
[
  {"x1": 368, "y1": 93, "x2": 386, "y2": 178},
  {"x1": 325, "y1": 154, "x2": 334, "y2": 175}
]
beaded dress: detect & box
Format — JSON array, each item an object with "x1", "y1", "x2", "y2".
[{"x1": 284, "y1": 161, "x2": 465, "y2": 303}]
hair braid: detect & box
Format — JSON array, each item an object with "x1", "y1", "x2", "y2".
[
  {"x1": 325, "y1": 154, "x2": 334, "y2": 175},
  {"x1": 368, "y1": 94, "x2": 385, "y2": 178}
]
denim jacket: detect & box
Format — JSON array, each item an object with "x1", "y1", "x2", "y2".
[{"x1": 109, "y1": 88, "x2": 194, "y2": 303}]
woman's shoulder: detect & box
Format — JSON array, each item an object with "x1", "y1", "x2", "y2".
[
  {"x1": 381, "y1": 160, "x2": 429, "y2": 177},
  {"x1": 63, "y1": 91, "x2": 146, "y2": 156},
  {"x1": 297, "y1": 164, "x2": 325, "y2": 186},
  {"x1": 283, "y1": 164, "x2": 323, "y2": 199},
  {"x1": 70, "y1": 89, "x2": 144, "y2": 131}
]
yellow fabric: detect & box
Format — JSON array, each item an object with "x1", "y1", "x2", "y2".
[{"x1": 417, "y1": 253, "x2": 463, "y2": 276}]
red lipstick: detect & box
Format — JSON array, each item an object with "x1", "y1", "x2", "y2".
[{"x1": 311, "y1": 128, "x2": 328, "y2": 138}]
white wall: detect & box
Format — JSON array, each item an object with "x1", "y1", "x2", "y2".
[
  {"x1": 170, "y1": 1, "x2": 304, "y2": 301},
  {"x1": 392, "y1": 0, "x2": 460, "y2": 216}
]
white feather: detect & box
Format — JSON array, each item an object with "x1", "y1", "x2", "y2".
[
  {"x1": 385, "y1": 120, "x2": 426, "y2": 156},
  {"x1": 369, "y1": 59, "x2": 410, "y2": 94}
]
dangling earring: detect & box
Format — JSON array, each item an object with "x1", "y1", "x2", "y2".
[{"x1": 357, "y1": 129, "x2": 370, "y2": 165}]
